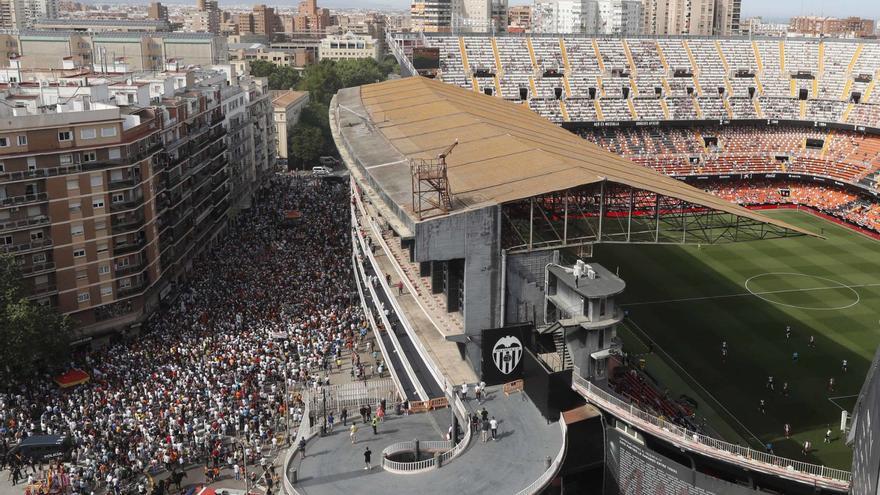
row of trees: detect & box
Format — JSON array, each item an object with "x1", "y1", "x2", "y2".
[
  {"x1": 0, "y1": 256, "x2": 71, "y2": 388},
  {"x1": 249, "y1": 56, "x2": 399, "y2": 169}
]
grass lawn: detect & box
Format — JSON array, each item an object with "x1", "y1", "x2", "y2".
[{"x1": 589, "y1": 209, "x2": 880, "y2": 469}]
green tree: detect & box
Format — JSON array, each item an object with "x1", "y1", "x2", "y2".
[
  {"x1": 0, "y1": 256, "x2": 71, "y2": 387},
  {"x1": 249, "y1": 60, "x2": 276, "y2": 78},
  {"x1": 297, "y1": 59, "x2": 342, "y2": 106},
  {"x1": 267, "y1": 66, "x2": 300, "y2": 90},
  {"x1": 289, "y1": 125, "x2": 325, "y2": 169},
  {"x1": 335, "y1": 59, "x2": 384, "y2": 89}
]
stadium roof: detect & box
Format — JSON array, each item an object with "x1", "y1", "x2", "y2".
[{"x1": 349, "y1": 76, "x2": 815, "y2": 237}]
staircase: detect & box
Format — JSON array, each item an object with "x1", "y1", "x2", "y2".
[{"x1": 553, "y1": 328, "x2": 574, "y2": 370}]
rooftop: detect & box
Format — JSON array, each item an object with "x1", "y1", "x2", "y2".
[
  {"x1": 548, "y1": 263, "x2": 626, "y2": 299},
  {"x1": 333, "y1": 77, "x2": 815, "y2": 237},
  {"x1": 271, "y1": 89, "x2": 308, "y2": 109}
]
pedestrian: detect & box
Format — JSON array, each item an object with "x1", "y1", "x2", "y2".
[
  {"x1": 828, "y1": 377, "x2": 835, "y2": 392},
  {"x1": 363, "y1": 447, "x2": 372, "y2": 470},
  {"x1": 759, "y1": 399, "x2": 765, "y2": 414},
  {"x1": 809, "y1": 335, "x2": 816, "y2": 348},
  {"x1": 784, "y1": 423, "x2": 791, "y2": 438},
  {"x1": 792, "y1": 351, "x2": 799, "y2": 362},
  {"x1": 460, "y1": 382, "x2": 468, "y2": 400},
  {"x1": 785, "y1": 325, "x2": 791, "y2": 340},
  {"x1": 803, "y1": 440, "x2": 812, "y2": 455},
  {"x1": 475, "y1": 384, "x2": 482, "y2": 403},
  {"x1": 481, "y1": 417, "x2": 490, "y2": 443},
  {"x1": 842, "y1": 359, "x2": 848, "y2": 373},
  {"x1": 298, "y1": 438, "x2": 306, "y2": 458},
  {"x1": 341, "y1": 407, "x2": 348, "y2": 426},
  {"x1": 328, "y1": 412, "x2": 335, "y2": 432},
  {"x1": 490, "y1": 416, "x2": 498, "y2": 440},
  {"x1": 825, "y1": 426, "x2": 832, "y2": 443},
  {"x1": 782, "y1": 381, "x2": 790, "y2": 397},
  {"x1": 397, "y1": 281, "x2": 404, "y2": 296},
  {"x1": 371, "y1": 416, "x2": 379, "y2": 435},
  {"x1": 234, "y1": 463, "x2": 241, "y2": 481},
  {"x1": 350, "y1": 424, "x2": 358, "y2": 445}
]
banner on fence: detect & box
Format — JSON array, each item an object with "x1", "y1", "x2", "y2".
[{"x1": 481, "y1": 324, "x2": 529, "y2": 386}]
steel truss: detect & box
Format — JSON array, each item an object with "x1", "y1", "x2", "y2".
[{"x1": 501, "y1": 181, "x2": 803, "y2": 253}]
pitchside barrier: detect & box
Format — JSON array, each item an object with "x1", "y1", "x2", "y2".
[{"x1": 571, "y1": 368, "x2": 851, "y2": 490}]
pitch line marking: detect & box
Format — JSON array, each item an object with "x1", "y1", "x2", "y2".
[
  {"x1": 622, "y1": 281, "x2": 880, "y2": 309},
  {"x1": 828, "y1": 394, "x2": 859, "y2": 411},
  {"x1": 744, "y1": 273, "x2": 861, "y2": 311}
]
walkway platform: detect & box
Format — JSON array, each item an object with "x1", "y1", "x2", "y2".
[{"x1": 287, "y1": 386, "x2": 564, "y2": 495}]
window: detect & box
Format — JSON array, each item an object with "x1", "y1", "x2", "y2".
[
  {"x1": 27, "y1": 157, "x2": 36, "y2": 171},
  {"x1": 80, "y1": 128, "x2": 97, "y2": 140},
  {"x1": 101, "y1": 127, "x2": 117, "y2": 137},
  {"x1": 101, "y1": 286, "x2": 113, "y2": 296},
  {"x1": 60, "y1": 154, "x2": 73, "y2": 165},
  {"x1": 76, "y1": 269, "x2": 87, "y2": 280},
  {"x1": 69, "y1": 200, "x2": 81, "y2": 212},
  {"x1": 92, "y1": 197, "x2": 105, "y2": 209},
  {"x1": 108, "y1": 147, "x2": 121, "y2": 160},
  {"x1": 58, "y1": 131, "x2": 72, "y2": 142},
  {"x1": 0, "y1": 162, "x2": 4, "y2": 172},
  {"x1": 112, "y1": 193, "x2": 125, "y2": 204},
  {"x1": 1, "y1": 235, "x2": 12, "y2": 245},
  {"x1": 95, "y1": 220, "x2": 106, "y2": 231},
  {"x1": 77, "y1": 292, "x2": 90, "y2": 302},
  {"x1": 90, "y1": 175, "x2": 103, "y2": 187},
  {"x1": 30, "y1": 231, "x2": 43, "y2": 242},
  {"x1": 70, "y1": 224, "x2": 84, "y2": 236},
  {"x1": 67, "y1": 179, "x2": 79, "y2": 190},
  {"x1": 73, "y1": 248, "x2": 86, "y2": 258},
  {"x1": 82, "y1": 151, "x2": 97, "y2": 162},
  {"x1": 119, "y1": 278, "x2": 132, "y2": 289},
  {"x1": 117, "y1": 258, "x2": 130, "y2": 268},
  {"x1": 17, "y1": 135, "x2": 27, "y2": 146},
  {"x1": 0, "y1": 137, "x2": 8, "y2": 147},
  {"x1": 98, "y1": 264, "x2": 110, "y2": 275},
  {"x1": 33, "y1": 253, "x2": 46, "y2": 264},
  {"x1": 96, "y1": 242, "x2": 108, "y2": 254}
]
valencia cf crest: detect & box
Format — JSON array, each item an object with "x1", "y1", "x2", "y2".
[{"x1": 492, "y1": 336, "x2": 523, "y2": 375}]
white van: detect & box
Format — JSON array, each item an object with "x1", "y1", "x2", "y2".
[{"x1": 312, "y1": 166, "x2": 333, "y2": 176}]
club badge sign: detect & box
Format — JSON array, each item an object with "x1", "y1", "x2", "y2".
[{"x1": 481, "y1": 324, "x2": 529, "y2": 385}]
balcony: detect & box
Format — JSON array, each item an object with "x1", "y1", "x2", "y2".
[
  {"x1": 110, "y1": 214, "x2": 145, "y2": 235},
  {"x1": 113, "y1": 239, "x2": 146, "y2": 255},
  {"x1": 114, "y1": 261, "x2": 147, "y2": 277},
  {"x1": 117, "y1": 279, "x2": 148, "y2": 299},
  {"x1": 1, "y1": 192, "x2": 49, "y2": 208},
  {"x1": 107, "y1": 177, "x2": 139, "y2": 191},
  {"x1": 1, "y1": 238, "x2": 53, "y2": 254},
  {"x1": 0, "y1": 215, "x2": 50, "y2": 233},
  {"x1": 0, "y1": 165, "x2": 81, "y2": 182},
  {"x1": 19, "y1": 262, "x2": 56, "y2": 276},
  {"x1": 31, "y1": 282, "x2": 58, "y2": 297},
  {"x1": 109, "y1": 195, "x2": 145, "y2": 213}
]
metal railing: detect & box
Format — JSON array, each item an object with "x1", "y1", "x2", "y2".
[
  {"x1": 571, "y1": 369, "x2": 851, "y2": 489},
  {"x1": 351, "y1": 224, "x2": 429, "y2": 401},
  {"x1": 380, "y1": 394, "x2": 472, "y2": 474},
  {"x1": 351, "y1": 250, "x2": 409, "y2": 401},
  {"x1": 515, "y1": 419, "x2": 568, "y2": 495}
]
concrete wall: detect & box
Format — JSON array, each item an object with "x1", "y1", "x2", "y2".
[
  {"x1": 505, "y1": 250, "x2": 555, "y2": 326},
  {"x1": 415, "y1": 206, "x2": 501, "y2": 370}
]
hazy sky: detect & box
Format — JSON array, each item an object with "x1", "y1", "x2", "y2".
[{"x1": 343, "y1": 0, "x2": 880, "y2": 21}]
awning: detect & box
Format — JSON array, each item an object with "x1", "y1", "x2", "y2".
[{"x1": 54, "y1": 369, "x2": 90, "y2": 388}]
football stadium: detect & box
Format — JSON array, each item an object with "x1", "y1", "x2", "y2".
[{"x1": 288, "y1": 33, "x2": 880, "y2": 495}]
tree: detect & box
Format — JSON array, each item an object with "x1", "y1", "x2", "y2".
[
  {"x1": 268, "y1": 66, "x2": 300, "y2": 91},
  {"x1": 0, "y1": 256, "x2": 71, "y2": 388},
  {"x1": 289, "y1": 125, "x2": 325, "y2": 169},
  {"x1": 335, "y1": 59, "x2": 384, "y2": 89},
  {"x1": 249, "y1": 60, "x2": 276, "y2": 78},
  {"x1": 297, "y1": 60, "x2": 342, "y2": 106}
]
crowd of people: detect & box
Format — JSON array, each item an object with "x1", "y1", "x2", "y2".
[{"x1": 1, "y1": 174, "x2": 366, "y2": 494}]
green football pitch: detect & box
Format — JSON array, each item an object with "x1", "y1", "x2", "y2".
[{"x1": 589, "y1": 209, "x2": 880, "y2": 470}]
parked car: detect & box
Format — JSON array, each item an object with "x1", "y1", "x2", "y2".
[{"x1": 312, "y1": 166, "x2": 333, "y2": 176}]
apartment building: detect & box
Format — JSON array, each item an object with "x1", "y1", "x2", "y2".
[
  {"x1": 789, "y1": 16, "x2": 875, "y2": 38},
  {"x1": 0, "y1": 0, "x2": 58, "y2": 30},
  {"x1": 411, "y1": 0, "x2": 453, "y2": 33},
  {"x1": 642, "y1": 0, "x2": 739, "y2": 35},
  {"x1": 271, "y1": 89, "x2": 309, "y2": 162},
  {"x1": 0, "y1": 76, "x2": 232, "y2": 337},
  {"x1": 318, "y1": 32, "x2": 380, "y2": 61}
]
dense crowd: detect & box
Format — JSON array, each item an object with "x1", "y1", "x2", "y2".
[{"x1": 0, "y1": 175, "x2": 365, "y2": 494}]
